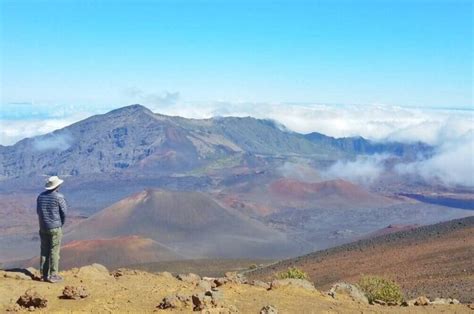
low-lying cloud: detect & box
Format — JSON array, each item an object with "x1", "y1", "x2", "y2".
[
  {"x1": 396, "y1": 133, "x2": 474, "y2": 187},
  {"x1": 321, "y1": 154, "x2": 390, "y2": 186},
  {"x1": 32, "y1": 132, "x2": 74, "y2": 151},
  {"x1": 277, "y1": 161, "x2": 321, "y2": 183},
  {"x1": 0, "y1": 118, "x2": 79, "y2": 146}
]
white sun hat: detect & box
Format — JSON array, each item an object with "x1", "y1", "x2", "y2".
[{"x1": 45, "y1": 176, "x2": 64, "y2": 190}]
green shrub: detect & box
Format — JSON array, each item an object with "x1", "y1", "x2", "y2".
[
  {"x1": 248, "y1": 264, "x2": 258, "y2": 270},
  {"x1": 276, "y1": 267, "x2": 309, "y2": 280},
  {"x1": 357, "y1": 275, "x2": 403, "y2": 304}
]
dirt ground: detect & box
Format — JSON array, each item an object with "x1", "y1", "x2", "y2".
[{"x1": 0, "y1": 264, "x2": 472, "y2": 313}]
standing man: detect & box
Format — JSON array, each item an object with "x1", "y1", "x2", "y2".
[{"x1": 36, "y1": 176, "x2": 68, "y2": 283}]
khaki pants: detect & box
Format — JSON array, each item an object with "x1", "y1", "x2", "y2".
[{"x1": 39, "y1": 227, "x2": 62, "y2": 278}]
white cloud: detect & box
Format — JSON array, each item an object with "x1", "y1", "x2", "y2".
[
  {"x1": 321, "y1": 154, "x2": 390, "y2": 186},
  {"x1": 0, "y1": 118, "x2": 79, "y2": 146},
  {"x1": 396, "y1": 133, "x2": 474, "y2": 187},
  {"x1": 277, "y1": 161, "x2": 321, "y2": 183},
  {"x1": 153, "y1": 102, "x2": 474, "y2": 146},
  {"x1": 32, "y1": 132, "x2": 74, "y2": 151}
]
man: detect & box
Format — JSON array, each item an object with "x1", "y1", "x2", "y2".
[{"x1": 36, "y1": 175, "x2": 68, "y2": 283}]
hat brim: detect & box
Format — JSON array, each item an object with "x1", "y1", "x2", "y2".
[{"x1": 45, "y1": 179, "x2": 64, "y2": 190}]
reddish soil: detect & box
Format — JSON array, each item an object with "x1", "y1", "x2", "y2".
[
  {"x1": 268, "y1": 178, "x2": 393, "y2": 208},
  {"x1": 249, "y1": 216, "x2": 474, "y2": 303},
  {"x1": 23, "y1": 235, "x2": 181, "y2": 270}
]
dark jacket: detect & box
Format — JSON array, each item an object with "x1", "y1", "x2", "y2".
[{"x1": 36, "y1": 190, "x2": 68, "y2": 230}]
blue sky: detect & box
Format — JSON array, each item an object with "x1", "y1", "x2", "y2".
[{"x1": 0, "y1": 0, "x2": 472, "y2": 112}]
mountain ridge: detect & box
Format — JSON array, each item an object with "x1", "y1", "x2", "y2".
[{"x1": 0, "y1": 104, "x2": 432, "y2": 178}]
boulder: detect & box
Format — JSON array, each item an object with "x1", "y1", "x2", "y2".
[
  {"x1": 26, "y1": 267, "x2": 41, "y2": 280},
  {"x1": 157, "y1": 271, "x2": 174, "y2": 279},
  {"x1": 177, "y1": 273, "x2": 201, "y2": 284},
  {"x1": 16, "y1": 289, "x2": 47, "y2": 309},
  {"x1": 74, "y1": 264, "x2": 112, "y2": 281},
  {"x1": 431, "y1": 298, "x2": 460, "y2": 305},
  {"x1": 197, "y1": 280, "x2": 213, "y2": 291},
  {"x1": 157, "y1": 294, "x2": 192, "y2": 309},
  {"x1": 224, "y1": 272, "x2": 247, "y2": 284},
  {"x1": 192, "y1": 293, "x2": 216, "y2": 311},
  {"x1": 205, "y1": 289, "x2": 223, "y2": 301},
  {"x1": 270, "y1": 279, "x2": 316, "y2": 291},
  {"x1": 260, "y1": 305, "x2": 278, "y2": 314},
  {"x1": 328, "y1": 282, "x2": 368, "y2": 304},
  {"x1": 61, "y1": 285, "x2": 89, "y2": 300},
  {"x1": 413, "y1": 296, "x2": 430, "y2": 306},
  {"x1": 192, "y1": 290, "x2": 224, "y2": 311},
  {"x1": 91, "y1": 263, "x2": 109, "y2": 273},
  {"x1": 111, "y1": 269, "x2": 125, "y2": 278},
  {"x1": 214, "y1": 277, "x2": 229, "y2": 287},
  {"x1": 251, "y1": 280, "x2": 271, "y2": 290}
]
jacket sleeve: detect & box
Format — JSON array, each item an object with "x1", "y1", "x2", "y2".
[{"x1": 58, "y1": 196, "x2": 68, "y2": 226}]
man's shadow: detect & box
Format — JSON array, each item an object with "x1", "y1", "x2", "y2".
[{"x1": 4, "y1": 268, "x2": 41, "y2": 280}]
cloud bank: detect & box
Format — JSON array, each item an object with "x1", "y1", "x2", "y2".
[
  {"x1": 395, "y1": 133, "x2": 474, "y2": 187},
  {"x1": 321, "y1": 154, "x2": 390, "y2": 186}
]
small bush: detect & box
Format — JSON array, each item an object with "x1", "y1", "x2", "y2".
[
  {"x1": 248, "y1": 264, "x2": 258, "y2": 270},
  {"x1": 276, "y1": 267, "x2": 309, "y2": 280},
  {"x1": 357, "y1": 275, "x2": 403, "y2": 304}
]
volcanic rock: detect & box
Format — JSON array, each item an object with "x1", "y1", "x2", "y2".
[
  {"x1": 260, "y1": 305, "x2": 278, "y2": 313},
  {"x1": 61, "y1": 286, "x2": 89, "y2": 300},
  {"x1": 270, "y1": 279, "x2": 316, "y2": 291},
  {"x1": 197, "y1": 280, "x2": 213, "y2": 291},
  {"x1": 16, "y1": 289, "x2": 47, "y2": 309},
  {"x1": 431, "y1": 297, "x2": 461, "y2": 305},
  {"x1": 73, "y1": 263, "x2": 112, "y2": 281},
  {"x1": 413, "y1": 296, "x2": 430, "y2": 306},
  {"x1": 328, "y1": 282, "x2": 368, "y2": 304},
  {"x1": 177, "y1": 273, "x2": 201, "y2": 284},
  {"x1": 251, "y1": 280, "x2": 271, "y2": 290},
  {"x1": 158, "y1": 294, "x2": 192, "y2": 309}
]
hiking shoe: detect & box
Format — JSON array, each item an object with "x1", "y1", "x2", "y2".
[{"x1": 47, "y1": 274, "x2": 64, "y2": 283}]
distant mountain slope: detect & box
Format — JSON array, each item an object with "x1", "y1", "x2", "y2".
[
  {"x1": 248, "y1": 216, "x2": 474, "y2": 303},
  {"x1": 0, "y1": 105, "x2": 343, "y2": 178},
  {"x1": 304, "y1": 132, "x2": 433, "y2": 160},
  {"x1": 64, "y1": 189, "x2": 301, "y2": 259},
  {"x1": 0, "y1": 104, "x2": 431, "y2": 178}
]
